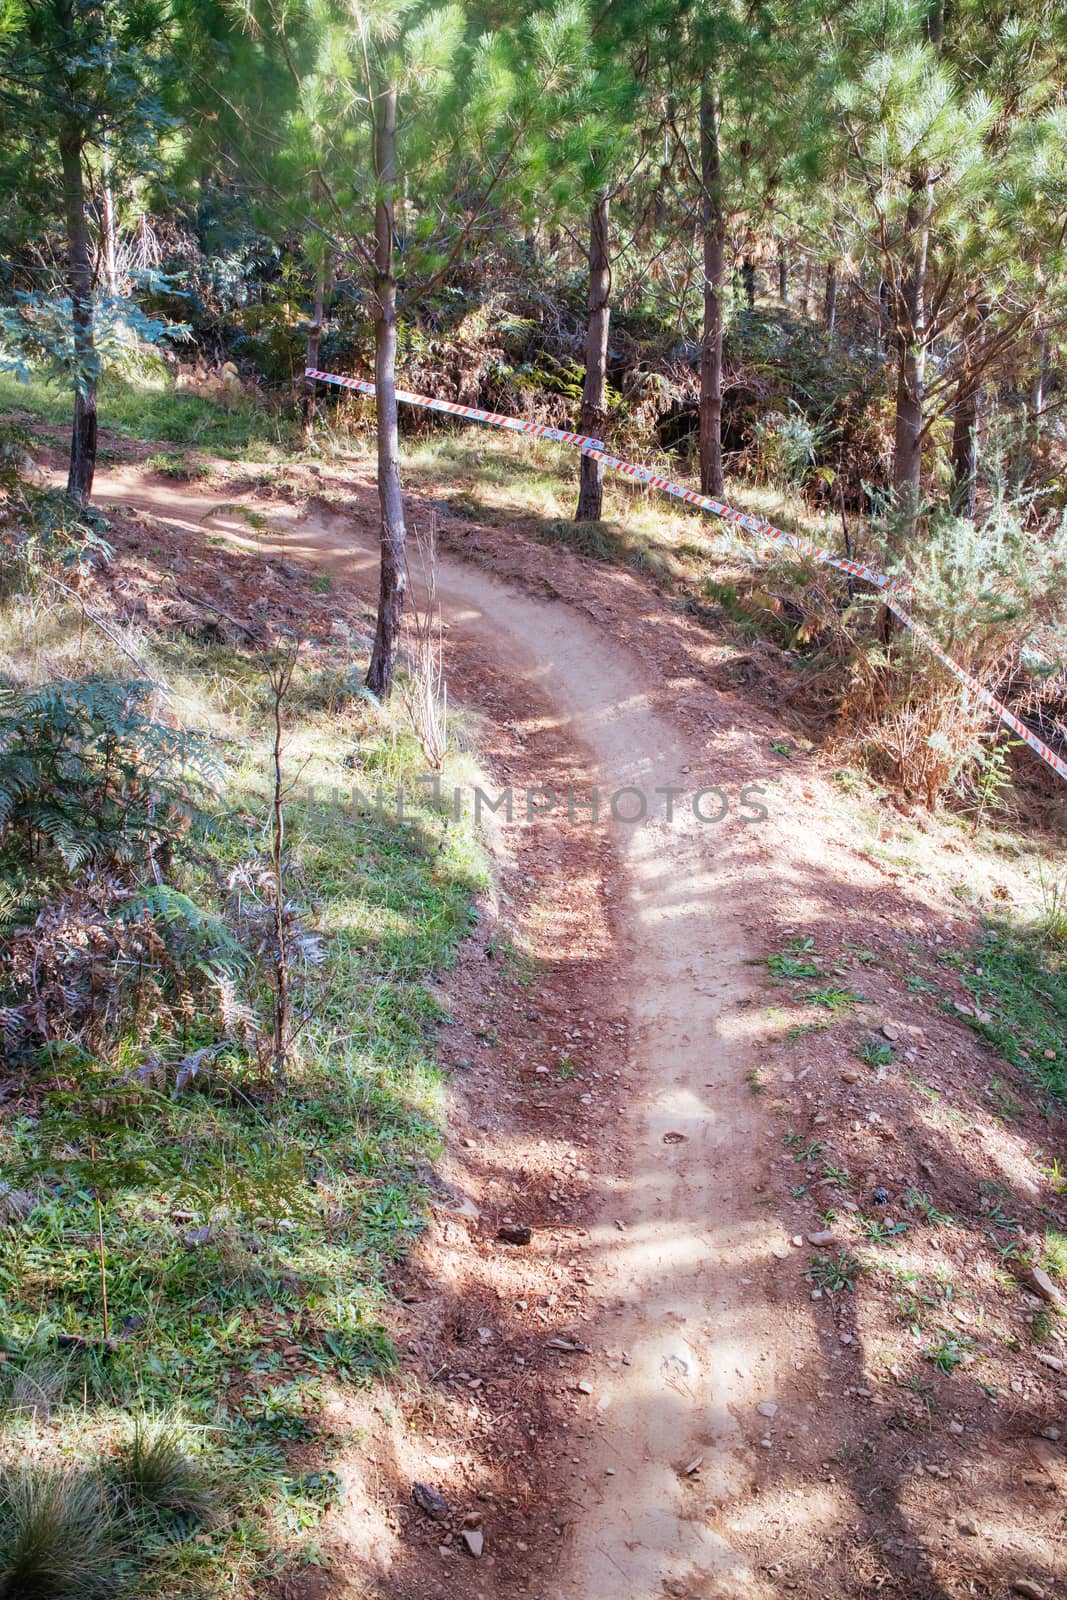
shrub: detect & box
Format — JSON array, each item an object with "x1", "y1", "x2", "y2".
[
  {"x1": 0, "y1": 678, "x2": 240, "y2": 1055},
  {"x1": 838, "y1": 494, "x2": 1067, "y2": 804}
]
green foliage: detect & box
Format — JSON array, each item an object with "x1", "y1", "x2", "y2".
[
  {"x1": 905, "y1": 1190, "x2": 956, "y2": 1228},
  {"x1": 767, "y1": 942, "x2": 820, "y2": 979},
  {"x1": 810, "y1": 1251, "x2": 866, "y2": 1293},
  {"x1": 803, "y1": 983, "x2": 862, "y2": 1013},
  {"x1": 0, "y1": 290, "x2": 186, "y2": 394},
  {"x1": 859, "y1": 1039, "x2": 895, "y2": 1068},
  {"x1": 1044, "y1": 1229, "x2": 1067, "y2": 1279},
  {"x1": 0, "y1": 1467, "x2": 122, "y2": 1600},
  {"x1": 924, "y1": 1334, "x2": 973, "y2": 1374},
  {"x1": 857, "y1": 1214, "x2": 909, "y2": 1245},
  {"x1": 0, "y1": 677, "x2": 218, "y2": 872},
  {"x1": 951, "y1": 922, "x2": 1067, "y2": 1100},
  {"x1": 118, "y1": 1419, "x2": 214, "y2": 1525}
]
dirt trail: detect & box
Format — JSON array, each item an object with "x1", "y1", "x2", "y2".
[
  {"x1": 96, "y1": 465, "x2": 780, "y2": 1598},
  {"x1": 415, "y1": 556, "x2": 772, "y2": 1600},
  {"x1": 86, "y1": 460, "x2": 1067, "y2": 1600}
]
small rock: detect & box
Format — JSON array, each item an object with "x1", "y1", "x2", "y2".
[
  {"x1": 882, "y1": 1023, "x2": 900, "y2": 1041},
  {"x1": 757, "y1": 1401, "x2": 778, "y2": 1419},
  {"x1": 807, "y1": 1230, "x2": 837, "y2": 1247},
  {"x1": 1011, "y1": 1581, "x2": 1045, "y2": 1600},
  {"x1": 1018, "y1": 1266, "x2": 1064, "y2": 1308},
  {"x1": 791, "y1": 1235, "x2": 804, "y2": 1247},
  {"x1": 576, "y1": 1380, "x2": 593, "y2": 1395},
  {"x1": 1040, "y1": 1426, "x2": 1061, "y2": 1442},
  {"x1": 839, "y1": 1332, "x2": 854, "y2": 1346},
  {"x1": 840, "y1": 1071, "x2": 860, "y2": 1085},
  {"x1": 182, "y1": 1225, "x2": 213, "y2": 1248},
  {"x1": 957, "y1": 1519, "x2": 979, "y2": 1537},
  {"x1": 497, "y1": 1222, "x2": 532, "y2": 1246},
  {"x1": 872, "y1": 1187, "x2": 889, "y2": 1205},
  {"x1": 412, "y1": 1482, "x2": 449, "y2": 1521},
  {"x1": 461, "y1": 1529, "x2": 484, "y2": 1558},
  {"x1": 682, "y1": 1455, "x2": 703, "y2": 1475},
  {"x1": 1035, "y1": 1352, "x2": 1064, "y2": 1372},
  {"x1": 947, "y1": 1420, "x2": 964, "y2": 1435},
  {"x1": 662, "y1": 1131, "x2": 687, "y2": 1144}
]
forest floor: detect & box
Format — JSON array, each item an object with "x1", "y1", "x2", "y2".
[{"x1": 19, "y1": 410, "x2": 1067, "y2": 1600}]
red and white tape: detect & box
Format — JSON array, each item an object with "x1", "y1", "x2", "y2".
[
  {"x1": 308, "y1": 367, "x2": 905, "y2": 593},
  {"x1": 307, "y1": 366, "x2": 1067, "y2": 787},
  {"x1": 884, "y1": 596, "x2": 1067, "y2": 784},
  {"x1": 305, "y1": 369, "x2": 608, "y2": 452}
]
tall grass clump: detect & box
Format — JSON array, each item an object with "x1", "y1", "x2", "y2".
[{"x1": 0, "y1": 1468, "x2": 123, "y2": 1600}]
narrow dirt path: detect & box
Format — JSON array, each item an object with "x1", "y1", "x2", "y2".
[
  {"x1": 94, "y1": 464, "x2": 786, "y2": 1597},
  {"x1": 403, "y1": 556, "x2": 773, "y2": 1600}
]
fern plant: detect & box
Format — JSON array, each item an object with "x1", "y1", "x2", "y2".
[{"x1": 0, "y1": 677, "x2": 220, "y2": 873}]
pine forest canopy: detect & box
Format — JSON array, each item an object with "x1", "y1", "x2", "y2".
[{"x1": 0, "y1": 0, "x2": 1065, "y2": 691}]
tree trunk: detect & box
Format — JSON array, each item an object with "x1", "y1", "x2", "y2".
[
  {"x1": 777, "y1": 246, "x2": 788, "y2": 302},
  {"x1": 1030, "y1": 323, "x2": 1049, "y2": 438},
  {"x1": 60, "y1": 127, "x2": 97, "y2": 505},
  {"x1": 100, "y1": 140, "x2": 119, "y2": 296},
  {"x1": 699, "y1": 83, "x2": 725, "y2": 498},
  {"x1": 366, "y1": 85, "x2": 406, "y2": 700},
  {"x1": 575, "y1": 191, "x2": 611, "y2": 523},
  {"x1": 891, "y1": 178, "x2": 928, "y2": 539},
  {"x1": 303, "y1": 249, "x2": 329, "y2": 438},
  {"x1": 823, "y1": 260, "x2": 838, "y2": 336},
  {"x1": 950, "y1": 371, "x2": 978, "y2": 519},
  {"x1": 741, "y1": 254, "x2": 755, "y2": 310}
]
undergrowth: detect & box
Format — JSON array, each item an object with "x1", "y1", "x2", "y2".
[
  {"x1": 943, "y1": 917, "x2": 1067, "y2": 1102},
  {"x1": 0, "y1": 472, "x2": 487, "y2": 1594},
  {"x1": 0, "y1": 371, "x2": 293, "y2": 457}
]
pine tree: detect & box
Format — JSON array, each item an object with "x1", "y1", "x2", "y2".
[
  {"x1": 827, "y1": 0, "x2": 1067, "y2": 539},
  {"x1": 215, "y1": 0, "x2": 594, "y2": 696},
  {"x1": 662, "y1": 0, "x2": 823, "y2": 496},
  {"x1": 0, "y1": 0, "x2": 174, "y2": 503}
]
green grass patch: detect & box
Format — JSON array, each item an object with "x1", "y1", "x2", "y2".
[
  {"x1": 948, "y1": 922, "x2": 1067, "y2": 1101},
  {"x1": 1044, "y1": 1229, "x2": 1067, "y2": 1278},
  {"x1": 144, "y1": 452, "x2": 214, "y2": 482},
  {"x1": 0, "y1": 371, "x2": 295, "y2": 457},
  {"x1": 0, "y1": 647, "x2": 487, "y2": 1596},
  {"x1": 803, "y1": 983, "x2": 862, "y2": 1014},
  {"x1": 810, "y1": 1251, "x2": 867, "y2": 1293}
]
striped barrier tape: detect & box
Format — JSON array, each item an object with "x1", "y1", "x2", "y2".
[
  {"x1": 308, "y1": 366, "x2": 907, "y2": 594},
  {"x1": 307, "y1": 366, "x2": 1067, "y2": 787},
  {"x1": 305, "y1": 368, "x2": 608, "y2": 453},
  {"x1": 884, "y1": 596, "x2": 1067, "y2": 784}
]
